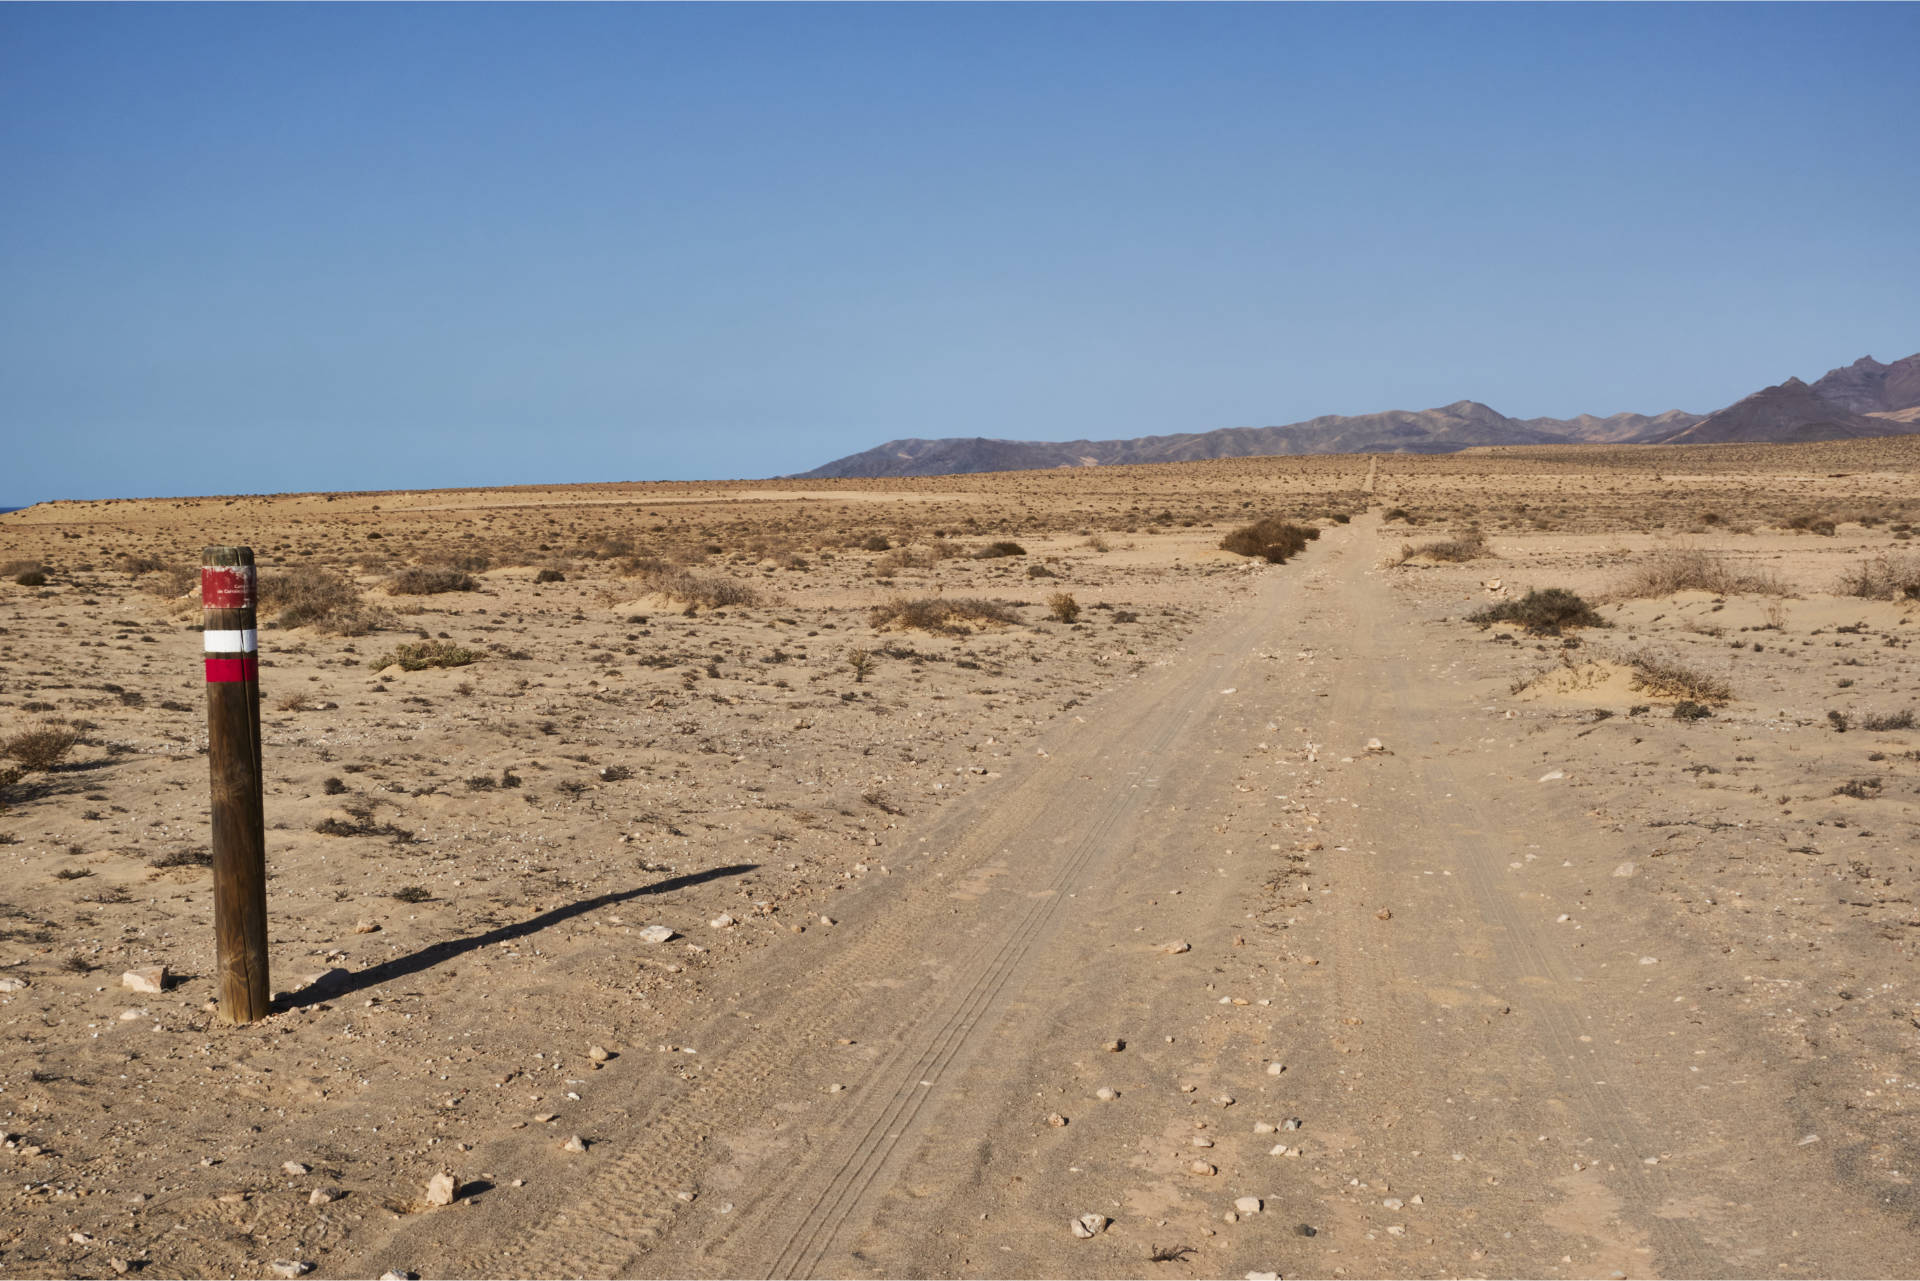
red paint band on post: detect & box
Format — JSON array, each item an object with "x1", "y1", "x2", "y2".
[
  {"x1": 205, "y1": 657, "x2": 259, "y2": 683},
  {"x1": 202, "y1": 566, "x2": 256, "y2": 609}
]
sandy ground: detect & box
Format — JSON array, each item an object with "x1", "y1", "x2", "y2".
[{"x1": 2, "y1": 439, "x2": 1918, "y2": 1279}]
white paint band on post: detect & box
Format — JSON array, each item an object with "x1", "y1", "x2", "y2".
[{"x1": 203, "y1": 629, "x2": 259, "y2": 653}]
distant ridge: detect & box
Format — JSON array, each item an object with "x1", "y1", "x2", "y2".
[{"x1": 797, "y1": 349, "x2": 1918, "y2": 478}]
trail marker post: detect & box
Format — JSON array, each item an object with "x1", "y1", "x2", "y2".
[{"x1": 202, "y1": 546, "x2": 270, "y2": 1022}]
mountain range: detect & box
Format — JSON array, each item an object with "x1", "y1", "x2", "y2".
[{"x1": 797, "y1": 352, "x2": 1920, "y2": 478}]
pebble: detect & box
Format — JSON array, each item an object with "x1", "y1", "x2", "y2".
[
  {"x1": 1385, "y1": 1224, "x2": 1406, "y2": 1237},
  {"x1": 563, "y1": 1135, "x2": 588, "y2": 1153},
  {"x1": 1046, "y1": 1114, "x2": 1068, "y2": 1128},
  {"x1": 1382, "y1": 1197, "x2": 1404, "y2": 1210},
  {"x1": 1103, "y1": 1039, "x2": 1125, "y2": 1053},
  {"x1": 1213, "y1": 1095, "x2": 1234, "y2": 1108},
  {"x1": 1282, "y1": 1117, "x2": 1302, "y2": 1131},
  {"x1": 379, "y1": 1272, "x2": 415, "y2": 1281},
  {"x1": 1613, "y1": 862, "x2": 1638, "y2": 878},
  {"x1": 1247, "y1": 1273, "x2": 1281, "y2": 1280},
  {"x1": 424, "y1": 1171, "x2": 458, "y2": 1206},
  {"x1": 1070, "y1": 1212, "x2": 1108, "y2": 1238},
  {"x1": 1538, "y1": 770, "x2": 1564, "y2": 782},
  {"x1": 1266, "y1": 1062, "x2": 1285, "y2": 1076},
  {"x1": 0, "y1": 977, "x2": 27, "y2": 993},
  {"x1": 637, "y1": 925, "x2": 675, "y2": 944},
  {"x1": 1253, "y1": 1121, "x2": 1276, "y2": 1134},
  {"x1": 110, "y1": 1260, "x2": 130, "y2": 1274},
  {"x1": 122, "y1": 966, "x2": 166, "y2": 994},
  {"x1": 1191, "y1": 1136, "x2": 1214, "y2": 1148},
  {"x1": 1375, "y1": 908, "x2": 1393, "y2": 921},
  {"x1": 1365, "y1": 738, "x2": 1384, "y2": 752},
  {"x1": 282, "y1": 1161, "x2": 310, "y2": 1176},
  {"x1": 710, "y1": 914, "x2": 736, "y2": 929},
  {"x1": 70, "y1": 1232, "x2": 93, "y2": 1244},
  {"x1": 828, "y1": 1083, "x2": 846, "y2": 1094},
  {"x1": 1188, "y1": 1160, "x2": 1217, "y2": 1176},
  {"x1": 533, "y1": 1112, "x2": 557, "y2": 1124},
  {"x1": 1157, "y1": 940, "x2": 1191, "y2": 955},
  {"x1": 354, "y1": 919, "x2": 382, "y2": 934},
  {"x1": 1095, "y1": 1087, "x2": 1118, "y2": 1101},
  {"x1": 269, "y1": 1261, "x2": 313, "y2": 1278},
  {"x1": 819, "y1": 915, "x2": 836, "y2": 926},
  {"x1": 588, "y1": 1045, "x2": 611, "y2": 1063},
  {"x1": 1235, "y1": 1196, "x2": 1263, "y2": 1214},
  {"x1": 309, "y1": 1187, "x2": 340, "y2": 1206}
]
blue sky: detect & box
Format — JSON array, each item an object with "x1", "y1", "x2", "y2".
[{"x1": 3, "y1": 3, "x2": 1916, "y2": 503}]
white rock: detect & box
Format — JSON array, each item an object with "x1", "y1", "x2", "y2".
[
  {"x1": 354, "y1": 919, "x2": 382, "y2": 934},
  {"x1": 1070, "y1": 1212, "x2": 1108, "y2": 1238},
  {"x1": 309, "y1": 1187, "x2": 340, "y2": 1205},
  {"x1": 1538, "y1": 770, "x2": 1564, "y2": 782},
  {"x1": 1248, "y1": 1273, "x2": 1281, "y2": 1280},
  {"x1": 282, "y1": 1161, "x2": 310, "y2": 1176},
  {"x1": 269, "y1": 1261, "x2": 313, "y2": 1278},
  {"x1": 1266, "y1": 1062, "x2": 1284, "y2": 1076},
  {"x1": 70, "y1": 1232, "x2": 93, "y2": 1244},
  {"x1": 1382, "y1": 1197, "x2": 1404, "y2": 1210},
  {"x1": 1156, "y1": 939, "x2": 1191, "y2": 955},
  {"x1": 637, "y1": 925, "x2": 675, "y2": 944},
  {"x1": 819, "y1": 915, "x2": 836, "y2": 926},
  {"x1": 1364, "y1": 738, "x2": 1384, "y2": 752},
  {"x1": 1253, "y1": 1121, "x2": 1276, "y2": 1134},
  {"x1": 1046, "y1": 1113, "x2": 1068, "y2": 1127},
  {"x1": 0, "y1": 977, "x2": 27, "y2": 993},
  {"x1": 424, "y1": 1171, "x2": 458, "y2": 1206},
  {"x1": 1095, "y1": 1087, "x2": 1118, "y2": 1101},
  {"x1": 1235, "y1": 1196, "x2": 1262, "y2": 1214},
  {"x1": 1613, "y1": 862, "x2": 1637, "y2": 878},
  {"x1": 709, "y1": 914, "x2": 736, "y2": 929},
  {"x1": 1386, "y1": 1224, "x2": 1406, "y2": 1237},
  {"x1": 379, "y1": 1273, "x2": 413, "y2": 1281},
  {"x1": 587, "y1": 1045, "x2": 610, "y2": 1063},
  {"x1": 1213, "y1": 1094, "x2": 1235, "y2": 1107},
  {"x1": 122, "y1": 966, "x2": 166, "y2": 994},
  {"x1": 563, "y1": 1134, "x2": 588, "y2": 1153},
  {"x1": 1188, "y1": 1160, "x2": 1217, "y2": 1176}
]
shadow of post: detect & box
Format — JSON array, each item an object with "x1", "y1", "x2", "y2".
[{"x1": 275, "y1": 863, "x2": 758, "y2": 1011}]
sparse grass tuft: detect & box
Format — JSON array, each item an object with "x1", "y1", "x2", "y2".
[
  {"x1": 1860, "y1": 709, "x2": 1915, "y2": 732},
  {"x1": 1467, "y1": 588, "x2": 1605, "y2": 633},
  {"x1": 1613, "y1": 549, "x2": 1787, "y2": 598},
  {"x1": 376, "y1": 640, "x2": 479, "y2": 671},
  {"x1": 1836, "y1": 553, "x2": 1920, "y2": 601},
  {"x1": 631, "y1": 567, "x2": 763, "y2": 611},
  {"x1": 3, "y1": 724, "x2": 79, "y2": 771},
  {"x1": 1626, "y1": 651, "x2": 1732, "y2": 704},
  {"x1": 870, "y1": 596, "x2": 1021, "y2": 633}
]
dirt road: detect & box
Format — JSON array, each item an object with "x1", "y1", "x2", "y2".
[{"x1": 343, "y1": 516, "x2": 1915, "y2": 1279}]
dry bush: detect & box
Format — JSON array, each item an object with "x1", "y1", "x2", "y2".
[
  {"x1": 1613, "y1": 549, "x2": 1786, "y2": 598},
  {"x1": 870, "y1": 596, "x2": 1021, "y2": 633},
  {"x1": 846, "y1": 648, "x2": 876, "y2": 682},
  {"x1": 3, "y1": 724, "x2": 79, "y2": 771},
  {"x1": 1467, "y1": 588, "x2": 1605, "y2": 632},
  {"x1": 1783, "y1": 514, "x2": 1837, "y2": 536},
  {"x1": 1860, "y1": 709, "x2": 1916, "y2": 732},
  {"x1": 1047, "y1": 592, "x2": 1081, "y2": 623},
  {"x1": 975, "y1": 541, "x2": 1027, "y2": 559},
  {"x1": 1626, "y1": 651, "x2": 1732, "y2": 704},
  {"x1": 386, "y1": 566, "x2": 478, "y2": 595},
  {"x1": 259, "y1": 566, "x2": 378, "y2": 634},
  {"x1": 1397, "y1": 527, "x2": 1488, "y2": 564},
  {"x1": 1221, "y1": 517, "x2": 1318, "y2": 564},
  {"x1": 1836, "y1": 553, "x2": 1920, "y2": 601},
  {"x1": 633, "y1": 567, "x2": 763, "y2": 610},
  {"x1": 375, "y1": 640, "x2": 479, "y2": 671}
]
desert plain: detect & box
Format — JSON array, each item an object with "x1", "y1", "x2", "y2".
[{"x1": 2, "y1": 438, "x2": 1919, "y2": 1280}]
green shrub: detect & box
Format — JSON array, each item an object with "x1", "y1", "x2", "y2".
[{"x1": 1467, "y1": 588, "x2": 1605, "y2": 632}]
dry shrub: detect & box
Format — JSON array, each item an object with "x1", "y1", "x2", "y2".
[
  {"x1": 975, "y1": 541, "x2": 1027, "y2": 559},
  {"x1": 259, "y1": 566, "x2": 377, "y2": 634},
  {"x1": 1467, "y1": 588, "x2": 1605, "y2": 632},
  {"x1": 1784, "y1": 514, "x2": 1837, "y2": 536},
  {"x1": 1222, "y1": 517, "x2": 1318, "y2": 563},
  {"x1": 376, "y1": 640, "x2": 479, "y2": 671},
  {"x1": 1397, "y1": 527, "x2": 1488, "y2": 564},
  {"x1": 634, "y1": 567, "x2": 763, "y2": 610},
  {"x1": 1047, "y1": 592, "x2": 1081, "y2": 623},
  {"x1": 1613, "y1": 549, "x2": 1786, "y2": 598},
  {"x1": 1860, "y1": 709, "x2": 1915, "y2": 732},
  {"x1": 3, "y1": 724, "x2": 79, "y2": 771},
  {"x1": 5, "y1": 560, "x2": 49, "y2": 586},
  {"x1": 1836, "y1": 553, "x2": 1920, "y2": 601},
  {"x1": 386, "y1": 566, "x2": 478, "y2": 595},
  {"x1": 1626, "y1": 651, "x2": 1732, "y2": 704},
  {"x1": 870, "y1": 596, "x2": 1020, "y2": 633}
]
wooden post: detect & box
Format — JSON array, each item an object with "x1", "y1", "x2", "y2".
[{"x1": 202, "y1": 546, "x2": 269, "y2": 1023}]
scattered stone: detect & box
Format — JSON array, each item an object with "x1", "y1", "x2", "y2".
[
  {"x1": 1385, "y1": 1224, "x2": 1406, "y2": 1237},
  {"x1": 424, "y1": 1171, "x2": 458, "y2": 1206},
  {"x1": 1157, "y1": 940, "x2": 1191, "y2": 955},
  {"x1": 1613, "y1": 862, "x2": 1637, "y2": 878},
  {"x1": 282, "y1": 1161, "x2": 310, "y2": 1176},
  {"x1": 533, "y1": 1112, "x2": 557, "y2": 1124},
  {"x1": 1296, "y1": 1224, "x2": 1317, "y2": 1237},
  {"x1": 1223, "y1": 1211, "x2": 1238, "y2": 1224},
  {"x1": 1070, "y1": 1212, "x2": 1109, "y2": 1238},
  {"x1": 354, "y1": 919, "x2": 382, "y2": 934},
  {"x1": 110, "y1": 1259, "x2": 130, "y2": 1275},
  {"x1": 1266, "y1": 1062, "x2": 1285, "y2": 1076},
  {"x1": 1235, "y1": 1196, "x2": 1263, "y2": 1214},
  {"x1": 379, "y1": 1272, "x2": 416, "y2": 1281},
  {"x1": 122, "y1": 966, "x2": 166, "y2": 994},
  {"x1": 309, "y1": 1187, "x2": 341, "y2": 1206},
  {"x1": 1282, "y1": 1117, "x2": 1303, "y2": 1131},
  {"x1": 637, "y1": 925, "x2": 675, "y2": 944},
  {"x1": 1364, "y1": 738, "x2": 1385, "y2": 752},
  {"x1": 709, "y1": 914, "x2": 736, "y2": 929},
  {"x1": 1046, "y1": 1114, "x2": 1068, "y2": 1128},
  {"x1": 587, "y1": 1045, "x2": 611, "y2": 1063},
  {"x1": 1188, "y1": 1160, "x2": 1217, "y2": 1176},
  {"x1": 268, "y1": 1261, "x2": 313, "y2": 1278},
  {"x1": 1213, "y1": 1094, "x2": 1234, "y2": 1107},
  {"x1": 675, "y1": 1190, "x2": 697, "y2": 1203},
  {"x1": 1538, "y1": 770, "x2": 1564, "y2": 782},
  {"x1": 818, "y1": 915, "x2": 836, "y2": 927},
  {"x1": 827, "y1": 1083, "x2": 846, "y2": 1094},
  {"x1": 562, "y1": 1135, "x2": 588, "y2": 1153},
  {"x1": 70, "y1": 1232, "x2": 93, "y2": 1244},
  {"x1": 1382, "y1": 1197, "x2": 1404, "y2": 1210},
  {"x1": 0, "y1": 977, "x2": 27, "y2": 993},
  {"x1": 1375, "y1": 908, "x2": 1392, "y2": 921},
  {"x1": 1247, "y1": 1272, "x2": 1281, "y2": 1280},
  {"x1": 1103, "y1": 1038, "x2": 1125, "y2": 1053},
  {"x1": 1191, "y1": 1136, "x2": 1214, "y2": 1148},
  {"x1": 1095, "y1": 1087, "x2": 1118, "y2": 1101},
  {"x1": 1253, "y1": 1121, "x2": 1276, "y2": 1134}
]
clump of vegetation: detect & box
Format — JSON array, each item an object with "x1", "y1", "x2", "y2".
[
  {"x1": 1836, "y1": 553, "x2": 1920, "y2": 601},
  {"x1": 1047, "y1": 592, "x2": 1081, "y2": 623},
  {"x1": 376, "y1": 640, "x2": 479, "y2": 671},
  {"x1": 870, "y1": 596, "x2": 1021, "y2": 633},
  {"x1": 391, "y1": 885, "x2": 432, "y2": 903},
  {"x1": 1784, "y1": 514, "x2": 1837, "y2": 536},
  {"x1": 846, "y1": 648, "x2": 876, "y2": 682},
  {"x1": 150, "y1": 847, "x2": 213, "y2": 869},
  {"x1": 259, "y1": 565, "x2": 378, "y2": 634},
  {"x1": 1027, "y1": 563, "x2": 1058, "y2": 579},
  {"x1": 975, "y1": 541, "x2": 1027, "y2": 559},
  {"x1": 1860, "y1": 709, "x2": 1915, "y2": 732},
  {"x1": 1827, "y1": 710, "x2": 1851, "y2": 733},
  {"x1": 1673, "y1": 701, "x2": 1714, "y2": 721},
  {"x1": 1382, "y1": 508, "x2": 1413, "y2": 523},
  {"x1": 6, "y1": 561, "x2": 49, "y2": 587},
  {"x1": 3, "y1": 724, "x2": 79, "y2": 772},
  {"x1": 534, "y1": 567, "x2": 566, "y2": 583},
  {"x1": 1221, "y1": 517, "x2": 1319, "y2": 564},
  {"x1": 1834, "y1": 778, "x2": 1882, "y2": 799},
  {"x1": 1397, "y1": 527, "x2": 1488, "y2": 564},
  {"x1": 861, "y1": 535, "x2": 892, "y2": 552},
  {"x1": 1613, "y1": 549, "x2": 1787, "y2": 598},
  {"x1": 631, "y1": 566, "x2": 763, "y2": 611},
  {"x1": 1626, "y1": 651, "x2": 1732, "y2": 704},
  {"x1": 1467, "y1": 587, "x2": 1605, "y2": 633},
  {"x1": 385, "y1": 567, "x2": 479, "y2": 595}
]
